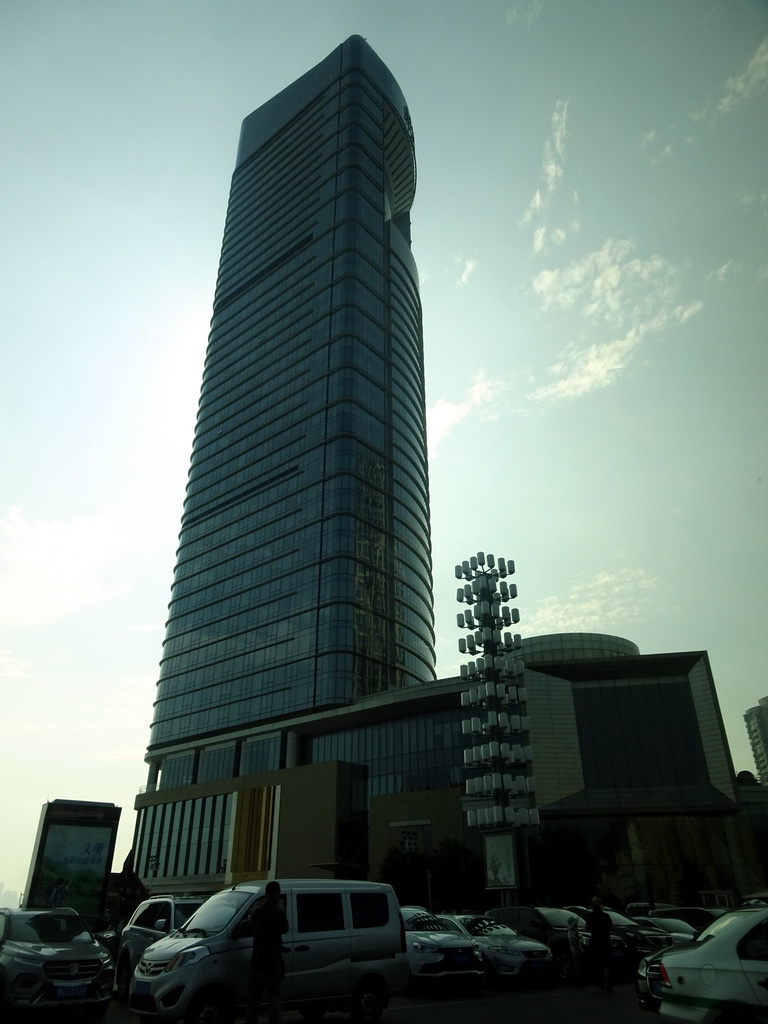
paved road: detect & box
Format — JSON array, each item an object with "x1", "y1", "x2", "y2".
[{"x1": 99, "y1": 980, "x2": 643, "y2": 1024}]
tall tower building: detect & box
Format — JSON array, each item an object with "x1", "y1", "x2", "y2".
[
  {"x1": 745, "y1": 698, "x2": 768, "y2": 782},
  {"x1": 135, "y1": 37, "x2": 435, "y2": 879}
]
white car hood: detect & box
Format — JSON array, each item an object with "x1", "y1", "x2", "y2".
[
  {"x1": 6, "y1": 939, "x2": 104, "y2": 959},
  {"x1": 142, "y1": 933, "x2": 211, "y2": 960},
  {"x1": 407, "y1": 930, "x2": 473, "y2": 946},
  {"x1": 480, "y1": 935, "x2": 548, "y2": 952}
]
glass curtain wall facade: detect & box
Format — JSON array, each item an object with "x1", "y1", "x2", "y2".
[{"x1": 147, "y1": 36, "x2": 435, "y2": 765}]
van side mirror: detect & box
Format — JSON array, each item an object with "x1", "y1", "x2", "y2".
[{"x1": 233, "y1": 916, "x2": 254, "y2": 939}]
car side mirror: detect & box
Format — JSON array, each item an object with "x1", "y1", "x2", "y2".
[{"x1": 154, "y1": 918, "x2": 168, "y2": 933}]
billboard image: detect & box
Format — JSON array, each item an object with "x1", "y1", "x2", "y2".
[
  {"x1": 483, "y1": 831, "x2": 517, "y2": 889},
  {"x1": 24, "y1": 801, "x2": 120, "y2": 916}
]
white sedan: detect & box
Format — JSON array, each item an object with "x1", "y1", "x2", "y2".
[
  {"x1": 437, "y1": 913, "x2": 554, "y2": 982},
  {"x1": 657, "y1": 908, "x2": 768, "y2": 1023},
  {"x1": 400, "y1": 907, "x2": 484, "y2": 989}
]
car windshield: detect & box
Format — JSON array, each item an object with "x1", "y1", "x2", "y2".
[
  {"x1": 647, "y1": 917, "x2": 696, "y2": 934},
  {"x1": 539, "y1": 908, "x2": 577, "y2": 928},
  {"x1": 437, "y1": 918, "x2": 464, "y2": 933},
  {"x1": 404, "y1": 911, "x2": 446, "y2": 932},
  {"x1": 458, "y1": 917, "x2": 517, "y2": 937},
  {"x1": 173, "y1": 902, "x2": 204, "y2": 928},
  {"x1": 606, "y1": 911, "x2": 639, "y2": 927},
  {"x1": 9, "y1": 912, "x2": 92, "y2": 945},
  {"x1": 179, "y1": 889, "x2": 254, "y2": 936}
]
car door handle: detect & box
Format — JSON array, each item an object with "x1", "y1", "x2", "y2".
[{"x1": 293, "y1": 944, "x2": 310, "y2": 952}]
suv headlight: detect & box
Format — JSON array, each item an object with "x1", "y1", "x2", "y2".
[
  {"x1": 166, "y1": 946, "x2": 211, "y2": 971},
  {"x1": 12, "y1": 954, "x2": 43, "y2": 968},
  {"x1": 412, "y1": 940, "x2": 439, "y2": 953}
]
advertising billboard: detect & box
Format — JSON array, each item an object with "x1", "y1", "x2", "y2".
[{"x1": 23, "y1": 800, "x2": 121, "y2": 916}]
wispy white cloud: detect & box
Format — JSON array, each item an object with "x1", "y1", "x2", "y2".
[
  {"x1": 741, "y1": 188, "x2": 768, "y2": 231},
  {"x1": 427, "y1": 372, "x2": 511, "y2": 459},
  {"x1": 505, "y1": 1, "x2": 543, "y2": 27},
  {"x1": 0, "y1": 507, "x2": 131, "y2": 628},
  {"x1": 520, "y1": 100, "x2": 570, "y2": 236},
  {"x1": 692, "y1": 36, "x2": 768, "y2": 124},
  {"x1": 707, "y1": 260, "x2": 742, "y2": 284},
  {"x1": 528, "y1": 239, "x2": 703, "y2": 400},
  {"x1": 0, "y1": 648, "x2": 33, "y2": 679},
  {"x1": 456, "y1": 257, "x2": 477, "y2": 288},
  {"x1": 525, "y1": 567, "x2": 660, "y2": 636}
]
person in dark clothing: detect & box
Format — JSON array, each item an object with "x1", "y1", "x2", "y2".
[
  {"x1": 585, "y1": 896, "x2": 613, "y2": 991},
  {"x1": 246, "y1": 881, "x2": 289, "y2": 1024}
]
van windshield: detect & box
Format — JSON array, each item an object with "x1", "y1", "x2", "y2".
[{"x1": 179, "y1": 890, "x2": 255, "y2": 936}]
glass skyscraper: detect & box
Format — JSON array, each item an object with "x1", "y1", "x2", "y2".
[{"x1": 144, "y1": 36, "x2": 435, "y2": 789}]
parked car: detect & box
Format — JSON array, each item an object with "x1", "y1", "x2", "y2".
[
  {"x1": 0, "y1": 906, "x2": 114, "y2": 1018},
  {"x1": 650, "y1": 906, "x2": 729, "y2": 931},
  {"x1": 636, "y1": 948, "x2": 668, "y2": 1012},
  {"x1": 632, "y1": 915, "x2": 698, "y2": 944},
  {"x1": 116, "y1": 894, "x2": 206, "y2": 1002},
  {"x1": 626, "y1": 902, "x2": 679, "y2": 918},
  {"x1": 656, "y1": 907, "x2": 768, "y2": 1022},
  {"x1": 130, "y1": 879, "x2": 408, "y2": 1023},
  {"x1": 435, "y1": 913, "x2": 553, "y2": 982},
  {"x1": 564, "y1": 905, "x2": 673, "y2": 965},
  {"x1": 486, "y1": 904, "x2": 626, "y2": 981},
  {"x1": 400, "y1": 907, "x2": 484, "y2": 989}
]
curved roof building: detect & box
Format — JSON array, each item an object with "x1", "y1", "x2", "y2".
[{"x1": 147, "y1": 37, "x2": 435, "y2": 778}]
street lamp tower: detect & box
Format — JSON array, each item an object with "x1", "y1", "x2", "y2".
[{"x1": 456, "y1": 553, "x2": 538, "y2": 830}]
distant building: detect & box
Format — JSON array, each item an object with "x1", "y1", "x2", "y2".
[
  {"x1": 134, "y1": 36, "x2": 434, "y2": 881},
  {"x1": 135, "y1": 628, "x2": 762, "y2": 905},
  {"x1": 744, "y1": 698, "x2": 768, "y2": 782}
]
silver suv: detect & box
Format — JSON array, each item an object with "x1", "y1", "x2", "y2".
[
  {"x1": 116, "y1": 895, "x2": 205, "y2": 1002},
  {"x1": 0, "y1": 906, "x2": 114, "y2": 1017}
]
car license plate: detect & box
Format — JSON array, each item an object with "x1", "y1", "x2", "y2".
[
  {"x1": 134, "y1": 980, "x2": 151, "y2": 995},
  {"x1": 56, "y1": 986, "x2": 87, "y2": 999},
  {"x1": 453, "y1": 953, "x2": 470, "y2": 962},
  {"x1": 530, "y1": 961, "x2": 546, "y2": 969}
]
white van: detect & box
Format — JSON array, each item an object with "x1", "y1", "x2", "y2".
[{"x1": 128, "y1": 879, "x2": 408, "y2": 1024}]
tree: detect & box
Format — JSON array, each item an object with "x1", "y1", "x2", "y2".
[{"x1": 378, "y1": 839, "x2": 485, "y2": 911}]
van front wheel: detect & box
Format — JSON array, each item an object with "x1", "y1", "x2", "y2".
[
  {"x1": 183, "y1": 991, "x2": 236, "y2": 1024},
  {"x1": 350, "y1": 979, "x2": 385, "y2": 1024}
]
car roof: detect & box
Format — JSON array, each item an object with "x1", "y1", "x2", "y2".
[{"x1": 231, "y1": 879, "x2": 393, "y2": 892}]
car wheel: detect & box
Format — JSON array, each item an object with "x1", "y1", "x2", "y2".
[
  {"x1": 183, "y1": 990, "x2": 236, "y2": 1024},
  {"x1": 116, "y1": 957, "x2": 132, "y2": 1004},
  {"x1": 349, "y1": 978, "x2": 386, "y2": 1024},
  {"x1": 481, "y1": 955, "x2": 498, "y2": 986}
]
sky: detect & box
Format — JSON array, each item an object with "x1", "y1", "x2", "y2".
[{"x1": 1, "y1": 0, "x2": 766, "y2": 899}]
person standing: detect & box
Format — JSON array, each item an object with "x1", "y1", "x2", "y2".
[
  {"x1": 246, "y1": 881, "x2": 289, "y2": 1024},
  {"x1": 585, "y1": 896, "x2": 613, "y2": 991}
]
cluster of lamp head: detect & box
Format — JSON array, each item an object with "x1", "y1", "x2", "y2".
[
  {"x1": 454, "y1": 553, "x2": 514, "y2": 578},
  {"x1": 467, "y1": 805, "x2": 541, "y2": 828},
  {"x1": 460, "y1": 684, "x2": 528, "y2": 708},
  {"x1": 466, "y1": 772, "x2": 536, "y2": 796}
]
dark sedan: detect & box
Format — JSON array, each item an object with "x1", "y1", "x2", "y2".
[{"x1": 564, "y1": 905, "x2": 673, "y2": 966}]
